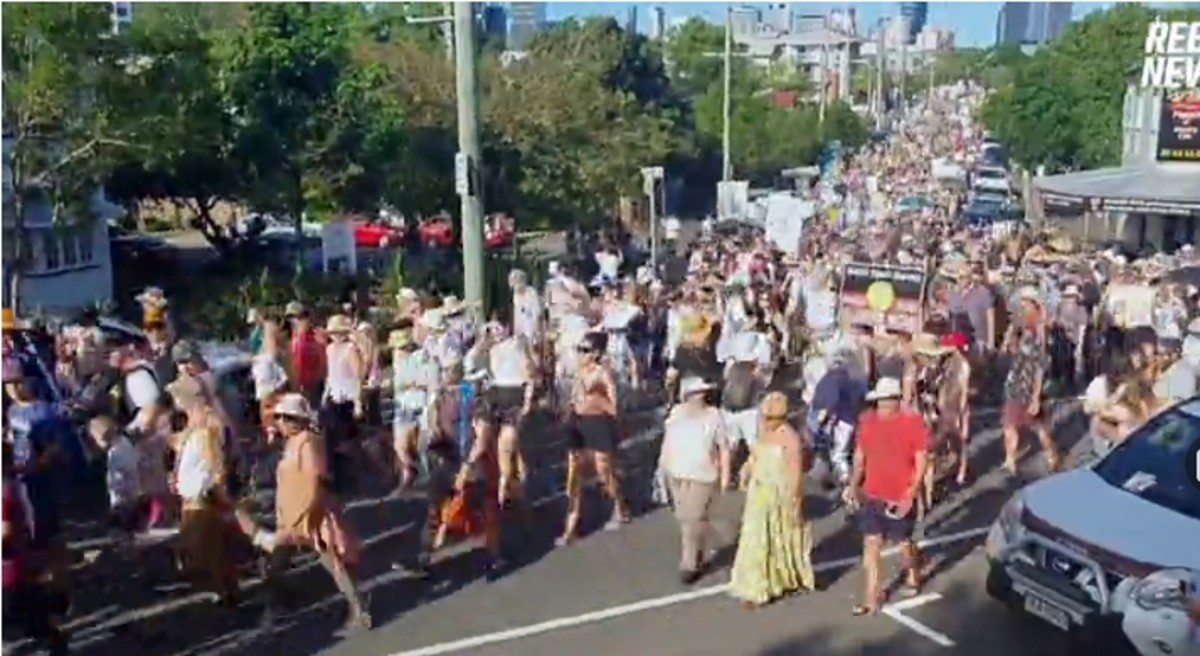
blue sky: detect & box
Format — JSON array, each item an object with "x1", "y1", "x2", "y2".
[{"x1": 546, "y1": 2, "x2": 1116, "y2": 48}]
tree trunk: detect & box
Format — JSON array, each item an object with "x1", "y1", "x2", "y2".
[
  {"x1": 186, "y1": 197, "x2": 231, "y2": 253},
  {"x1": 8, "y1": 195, "x2": 26, "y2": 314}
]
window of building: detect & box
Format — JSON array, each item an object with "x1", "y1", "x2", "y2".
[
  {"x1": 61, "y1": 232, "x2": 79, "y2": 267},
  {"x1": 76, "y1": 228, "x2": 95, "y2": 264},
  {"x1": 41, "y1": 232, "x2": 60, "y2": 271}
]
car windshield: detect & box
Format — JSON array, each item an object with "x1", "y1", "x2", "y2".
[
  {"x1": 976, "y1": 169, "x2": 1006, "y2": 179},
  {"x1": 1093, "y1": 405, "x2": 1200, "y2": 520}
]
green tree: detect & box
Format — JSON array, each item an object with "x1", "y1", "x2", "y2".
[
  {"x1": 219, "y1": 3, "x2": 402, "y2": 249},
  {"x1": 664, "y1": 17, "x2": 730, "y2": 99},
  {"x1": 487, "y1": 18, "x2": 680, "y2": 226},
  {"x1": 104, "y1": 2, "x2": 242, "y2": 249},
  {"x1": 2, "y1": 2, "x2": 131, "y2": 310},
  {"x1": 981, "y1": 4, "x2": 1200, "y2": 171}
]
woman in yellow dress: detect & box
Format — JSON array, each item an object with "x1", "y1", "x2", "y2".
[{"x1": 728, "y1": 392, "x2": 815, "y2": 608}]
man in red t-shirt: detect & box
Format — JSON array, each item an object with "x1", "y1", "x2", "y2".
[{"x1": 845, "y1": 376, "x2": 929, "y2": 617}]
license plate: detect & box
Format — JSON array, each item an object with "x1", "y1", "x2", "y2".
[{"x1": 1023, "y1": 594, "x2": 1071, "y2": 631}]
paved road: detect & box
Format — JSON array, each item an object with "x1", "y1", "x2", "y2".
[{"x1": 4, "y1": 397, "x2": 1096, "y2": 656}]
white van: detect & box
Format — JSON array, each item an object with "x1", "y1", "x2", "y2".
[
  {"x1": 972, "y1": 165, "x2": 1012, "y2": 194},
  {"x1": 985, "y1": 398, "x2": 1200, "y2": 655}
]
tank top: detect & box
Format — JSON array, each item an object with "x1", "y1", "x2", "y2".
[
  {"x1": 490, "y1": 338, "x2": 528, "y2": 387},
  {"x1": 325, "y1": 341, "x2": 360, "y2": 403}
]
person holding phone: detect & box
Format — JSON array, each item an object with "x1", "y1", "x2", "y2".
[{"x1": 844, "y1": 376, "x2": 928, "y2": 617}]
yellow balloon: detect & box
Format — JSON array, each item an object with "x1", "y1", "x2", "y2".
[{"x1": 866, "y1": 281, "x2": 896, "y2": 312}]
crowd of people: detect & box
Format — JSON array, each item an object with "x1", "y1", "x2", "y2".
[{"x1": 6, "y1": 82, "x2": 1200, "y2": 654}]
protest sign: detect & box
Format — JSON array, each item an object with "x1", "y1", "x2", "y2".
[
  {"x1": 1104, "y1": 284, "x2": 1156, "y2": 329},
  {"x1": 839, "y1": 263, "x2": 928, "y2": 334}
]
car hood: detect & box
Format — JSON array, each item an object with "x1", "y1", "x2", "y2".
[{"x1": 1024, "y1": 469, "x2": 1200, "y2": 570}]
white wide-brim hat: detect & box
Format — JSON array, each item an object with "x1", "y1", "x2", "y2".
[
  {"x1": 866, "y1": 377, "x2": 903, "y2": 402},
  {"x1": 679, "y1": 376, "x2": 716, "y2": 398},
  {"x1": 273, "y1": 393, "x2": 315, "y2": 422}
]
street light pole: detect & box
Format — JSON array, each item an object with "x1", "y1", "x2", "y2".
[
  {"x1": 722, "y1": 6, "x2": 732, "y2": 181},
  {"x1": 453, "y1": 2, "x2": 485, "y2": 318}
]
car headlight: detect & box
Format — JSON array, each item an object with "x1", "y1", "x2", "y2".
[
  {"x1": 1131, "y1": 568, "x2": 1197, "y2": 611},
  {"x1": 997, "y1": 494, "x2": 1025, "y2": 542}
]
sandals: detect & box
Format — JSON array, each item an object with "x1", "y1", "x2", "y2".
[{"x1": 851, "y1": 604, "x2": 879, "y2": 617}]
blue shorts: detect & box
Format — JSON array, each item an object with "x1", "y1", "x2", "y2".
[{"x1": 856, "y1": 498, "x2": 915, "y2": 543}]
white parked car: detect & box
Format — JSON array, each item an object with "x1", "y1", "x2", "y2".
[
  {"x1": 238, "y1": 213, "x2": 323, "y2": 239},
  {"x1": 985, "y1": 398, "x2": 1200, "y2": 656},
  {"x1": 972, "y1": 165, "x2": 1012, "y2": 194}
]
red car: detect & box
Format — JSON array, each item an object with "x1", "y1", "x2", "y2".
[
  {"x1": 352, "y1": 218, "x2": 405, "y2": 248},
  {"x1": 418, "y1": 218, "x2": 455, "y2": 248},
  {"x1": 485, "y1": 215, "x2": 515, "y2": 249}
]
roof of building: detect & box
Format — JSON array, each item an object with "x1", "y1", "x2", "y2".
[
  {"x1": 1035, "y1": 164, "x2": 1200, "y2": 213},
  {"x1": 737, "y1": 27, "x2": 862, "y2": 51}
]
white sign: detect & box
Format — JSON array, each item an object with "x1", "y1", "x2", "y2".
[
  {"x1": 763, "y1": 193, "x2": 814, "y2": 256},
  {"x1": 321, "y1": 219, "x2": 357, "y2": 274},
  {"x1": 716, "y1": 180, "x2": 750, "y2": 221},
  {"x1": 455, "y1": 152, "x2": 470, "y2": 196},
  {"x1": 1140, "y1": 21, "x2": 1200, "y2": 90}
]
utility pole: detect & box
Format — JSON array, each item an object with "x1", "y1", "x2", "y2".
[
  {"x1": 875, "y1": 27, "x2": 886, "y2": 129},
  {"x1": 453, "y1": 2, "x2": 485, "y2": 318},
  {"x1": 641, "y1": 167, "x2": 664, "y2": 270},
  {"x1": 818, "y1": 44, "x2": 828, "y2": 131},
  {"x1": 928, "y1": 54, "x2": 936, "y2": 100},
  {"x1": 722, "y1": 6, "x2": 733, "y2": 181}
]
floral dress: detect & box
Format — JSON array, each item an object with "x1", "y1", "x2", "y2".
[{"x1": 728, "y1": 442, "x2": 815, "y2": 605}]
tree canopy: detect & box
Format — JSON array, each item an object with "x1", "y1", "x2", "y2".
[
  {"x1": 980, "y1": 4, "x2": 1200, "y2": 171},
  {"x1": 3, "y1": 3, "x2": 869, "y2": 245}
]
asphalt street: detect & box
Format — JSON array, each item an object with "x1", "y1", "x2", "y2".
[{"x1": 3, "y1": 397, "x2": 1096, "y2": 656}]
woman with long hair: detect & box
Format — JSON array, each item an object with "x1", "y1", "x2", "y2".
[
  {"x1": 321, "y1": 315, "x2": 364, "y2": 496},
  {"x1": 559, "y1": 331, "x2": 630, "y2": 546},
  {"x1": 728, "y1": 392, "x2": 815, "y2": 608},
  {"x1": 169, "y1": 376, "x2": 239, "y2": 606}
]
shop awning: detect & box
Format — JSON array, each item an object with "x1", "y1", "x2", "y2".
[{"x1": 1035, "y1": 164, "x2": 1200, "y2": 216}]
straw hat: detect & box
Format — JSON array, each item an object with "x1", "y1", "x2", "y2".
[
  {"x1": 1047, "y1": 234, "x2": 1076, "y2": 254},
  {"x1": 284, "y1": 301, "x2": 306, "y2": 317},
  {"x1": 326, "y1": 314, "x2": 353, "y2": 333},
  {"x1": 679, "y1": 376, "x2": 716, "y2": 398},
  {"x1": 1017, "y1": 285, "x2": 1041, "y2": 303},
  {"x1": 387, "y1": 329, "x2": 413, "y2": 350},
  {"x1": 167, "y1": 375, "x2": 205, "y2": 410},
  {"x1": 1062, "y1": 284, "x2": 1082, "y2": 298},
  {"x1": 135, "y1": 286, "x2": 167, "y2": 307},
  {"x1": 760, "y1": 391, "x2": 788, "y2": 420},
  {"x1": 273, "y1": 393, "x2": 315, "y2": 423},
  {"x1": 911, "y1": 332, "x2": 950, "y2": 357},
  {"x1": 422, "y1": 310, "x2": 447, "y2": 332},
  {"x1": 396, "y1": 288, "x2": 419, "y2": 303},
  {"x1": 866, "y1": 377, "x2": 903, "y2": 402}
]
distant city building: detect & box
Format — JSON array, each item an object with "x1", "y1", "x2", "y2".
[
  {"x1": 111, "y1": 1, "x2": 132, "y2": 33},
  {"x1": 899, "y1": 2, "x2": 928, "y2": 42},
  {"x1": 626, "y1": 5, "x2": 638, "y2": 34},
  {"x1": 996, "y1": 2, "x2": 1072, "y2": 46},
  {"x1": 761, "y1": 3, "x2": 792, "y2": 35},
  {"x1": 729, "y1": 6, "x2": 761, "y2": 40},
  {"x1": 509, "y1": 1, "x2": 546, "y2": 51},
  {"x1": 481, "y1": 4, "x2": 507, "y2": 46},
  {"x1": 651, "y1": 6, "x2": 667, "y2": 41}
]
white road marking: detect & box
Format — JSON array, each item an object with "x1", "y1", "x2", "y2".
[
  {"x1": 389, "y1": 526, "x2": 990, "y2": 656},
  {"x1": 883, "y1": 592, "x2": 956, "y2": 647}
]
